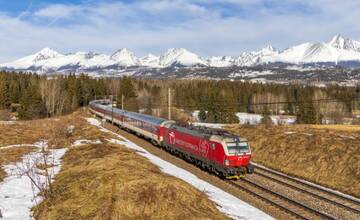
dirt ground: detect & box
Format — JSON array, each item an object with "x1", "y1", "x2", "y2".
[
  {"x1": 227, "y1": 124, "x2": 360, "y2": 198},
  {"x1": 0, "y1": 110, "x2": 228, "y2": 220}
]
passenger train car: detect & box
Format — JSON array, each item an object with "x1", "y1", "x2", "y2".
[{"x1": 89, "y1": 100, "x2": 253, "y2": 179}]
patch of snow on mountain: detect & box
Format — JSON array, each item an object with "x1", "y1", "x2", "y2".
[
  {"x1": 328, "y1": 34, "x2": 360, "y2": 52},
  {"x1": 139, "y1": 54, "x2": 160, "y2": 67},
  {"x1": 110, "y1": 48, "x2": 139, "y2": 66},
  {"x1": 159, "y1": 48, "x2": 207, "y2": 67},
  {"x1": 207, "y1": 56, "x2": 234, "y2": 67}
]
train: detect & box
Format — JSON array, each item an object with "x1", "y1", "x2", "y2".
[{"x1": 89, "y1": 100, "x2": 254, "y2": 179}]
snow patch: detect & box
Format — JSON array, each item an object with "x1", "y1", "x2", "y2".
[
  {"x1": 0, "y1": 141, "x2": 51, "y2": 151},
  {"x1": 87, "y1": 117, "x2": 273, "y2": 220},
  {"x1": 72, "y1": 139, "x2": 102, "y2": 147},
  {"x1": 0, "y1": 121, "x2": 16, "y2": 125},
  {"x1": 0, "y1": 140, "x2": 67, "y2": 220},
  {"x1": 192, "y1": 122, "x2": 225, "y2": 129},
  {"x1": 193, "y1": 111, "x2": 296, "y2": 126},
  {"x1": 284, "y1": 131, "x2": 296, "y2": 134}
]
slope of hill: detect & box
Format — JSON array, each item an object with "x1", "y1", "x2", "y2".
[{"x1": 227, "y1": 124, "x2": 360, "y2": 197}]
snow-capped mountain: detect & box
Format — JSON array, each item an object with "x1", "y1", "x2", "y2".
[
  {"x1": 236, "y1": 45, "x2": 279, "y2": 66},
  {"x1": 1, "y1": 47, "x2": 64, "y2": 69},
  {"x1": 1, "y1": 34, "x2": 360, "y2": 75},
  {"x1": 140, "y1": 54, "x2": 160, "y2": 67},
  {"x1": 110, "y1": 48, "x2": 139, "y2": 66},
  {"x1": 207, "y1": 56, "x2": 235, "y2": 67},
  {"x1": 269, "y1": 36, "x2": 360, "y2": 64},
  {"x1": 328, "y1": 34, "x2": 360, "y2": 52},
  {"x1": 158, "y1": 48, "x2": 207, "y2": 67}
]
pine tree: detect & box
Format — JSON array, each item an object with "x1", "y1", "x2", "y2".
[
  {"x1": 0, "y1": 78, "x2": 11, "y2": 108},
  {"x1": 18, "y1": 84, "x2": 46, "y2": 119},
  {"x1": 117, "y1": 76, "x2": 138, "y2": 111},
  {"x1": 198, "y1": 109, "x2": 207, "y2": 122}
]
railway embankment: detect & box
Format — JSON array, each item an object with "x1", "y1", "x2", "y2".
[
  {"x1": 227, "y1": 124, "x2": 360, "y2": 198},
  {"x1": 0, "y1": 110, "x2": 239, "y2": 220}
]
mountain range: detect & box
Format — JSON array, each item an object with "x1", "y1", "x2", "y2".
[{"x1": 1, "y1": 34, "x2": 360, "y2": 75}]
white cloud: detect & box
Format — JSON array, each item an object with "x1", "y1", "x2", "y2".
[
  {"x1": 0, "y1": 0, "x2": 359, "y2": 62},
  {"x1": 34, "y1": 4, "x2": 80, "y2": 18}
]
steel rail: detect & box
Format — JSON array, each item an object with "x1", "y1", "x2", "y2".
[
  {"x1": 254, "y1": 170, "x2": 360, "y2": 214},
  {"x1": 253, "y1": 164, "x2": 360, "y2": 208},
  {"x1": 233, "y1": 179, "x2": 337, "y2": 220}
]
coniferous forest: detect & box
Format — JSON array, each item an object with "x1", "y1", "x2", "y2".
[{"x1": 0, "y1": 71, "x2": 359, "y2": 124}]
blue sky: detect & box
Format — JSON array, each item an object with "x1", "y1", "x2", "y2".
[{"x1": 0, "y1": 0, "x2": 359, "y2": 62}]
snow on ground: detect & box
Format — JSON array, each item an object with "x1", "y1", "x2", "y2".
[
  {"x1": 0, "y1": 140, "x2": 51, "y2": 151},
  {"x1": 86, "y1": 117, "x2": 273, "y2": 220},
  {"x1": 284, "y1": 131, "x2": 297, "y2": 135},
  {"x1": 192, "y1": 122, "x2": 226, "y2": 129},
  {"x1": 192, "y1": 111, "x2": 296, "y2": 126},
  {"x1": 86, "y1": 117, "x2": 109, "y2": 132},
  {"x1": 0, "y1": 141, "x2": 67, "y2": 220},
  {"x1": 72, "y1": 139, "x2": 102, "y2": 147},
  {"x1": 0, "y1": 121, "x2": 16, "y2": 125}
]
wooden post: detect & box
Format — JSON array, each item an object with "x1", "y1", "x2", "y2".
[
  {"x1": 168, "y1": 88, "x2": 171, "y2": 120},
  {"x1": 121, "y1": 94, "x2": 124, "y2": 110},
  {"x1": 111, "y1": 95, "x2": 114, "y2": 125}
]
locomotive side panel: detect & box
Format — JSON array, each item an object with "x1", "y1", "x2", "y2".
[{"x1": 164, "y1": 128, "x2": 210, "y2": 161}]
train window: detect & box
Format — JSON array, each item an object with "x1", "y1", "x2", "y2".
[{"x1": 227, "y1": 142, "x2": 250, "y2": 155}]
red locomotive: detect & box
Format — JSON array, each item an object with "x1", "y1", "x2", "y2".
[{"x1": 89, "y1": 100, "x2": 253, "y2": 179}]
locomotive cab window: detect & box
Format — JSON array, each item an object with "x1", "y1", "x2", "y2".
[{"x1": 226, "y1": 141, "x2": 250, "y2": 155}]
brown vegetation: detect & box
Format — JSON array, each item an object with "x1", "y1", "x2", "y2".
[
  {"x1": 33, "y1": 141, "x2": 228, "y2": 220},
  {"x1": 0, "y1": 147, "x2": 36, "y2": 181},
  {"x1": 0, "y1": 109, "x2": 117, "y2": 181},
  {"x1": 1, "y1": 110, "x2": 228, "y2": 219},
  {"x1": 227, "y1": 124, "x2": 360, "y2": 197},
  {"x1": 0, "y1": 109, "x2": 12, "y2": 121}
]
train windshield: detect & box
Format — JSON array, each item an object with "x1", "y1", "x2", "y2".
[{"x1": 226, "y1": 142, "x2": 250, "y2": 155}]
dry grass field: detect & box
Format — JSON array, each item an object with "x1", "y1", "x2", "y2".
[
  {"x1": 33, "y1": 143, "x2": 227, "y2": 220},
  {"x1": 227, "y1": 124, "x2": 360, "y2": 197},
  {"x1": 1, "y1": 110, "x2": 228, "y2": 220},
  {"x1": 0, "y1": 109, "x2": 12, "y2": 121}
]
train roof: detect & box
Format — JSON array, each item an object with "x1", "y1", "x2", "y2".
[
  {"x1": 171, "y1": 123, "x2": 242, "y2": 140},
  {"x1": 90, "y1": 100, "x2": 167, "y2": 125},
  {"x1": 122, "y1": 110, "x2": 167, "y2": 125}
]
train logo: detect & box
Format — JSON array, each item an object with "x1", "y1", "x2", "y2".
[
  {"x1": 199, "y1": 139, "x2": 209, "y2": 157},
  {"x1": 169, "y1": 131, "x2": 176, "y2": 145}
]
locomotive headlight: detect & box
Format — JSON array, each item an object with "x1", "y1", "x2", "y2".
[{"x1": 224, "y1": 159, "x2": 230, "y2": 166}]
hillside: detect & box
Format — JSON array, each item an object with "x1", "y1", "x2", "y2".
[
  {"x1": 227, "y1": 124, "x2": 360, "y2": 197},
  {"x1": 0, "y1": 110, "x2": 229, "y2": 220}
]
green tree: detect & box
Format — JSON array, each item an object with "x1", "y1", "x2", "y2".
[
  {"x1": 198, "y1": 109, "x2": 207, "y2": 122},
  {"x1": 0, "y1": 78, "x2": 11, "y2": 108},
  {"x1": 18, "y1": 84, "x2": 46, "y2": 119},
  {"x1": 117, "y1": 76, "x2": 138, "y2": 111}
]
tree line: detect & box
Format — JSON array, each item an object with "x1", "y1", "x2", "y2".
[{"x1": 0, "y1": 71, "x2": 359, "y2": 124}]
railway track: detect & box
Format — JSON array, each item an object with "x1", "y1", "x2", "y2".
[
  {"x1": 227, "y1": 179, "x2": 336, "y2": 220},
  {"x1": 98, "y1": 118, "x2": 359, "y2": 219},
  {"x1": 252, "y1": 163, "x2": 360, "y2": 211}
]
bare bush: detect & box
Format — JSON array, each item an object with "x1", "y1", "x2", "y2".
[{"x1": 11, "y1": 141, "x2": 56, "y2": 204}]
